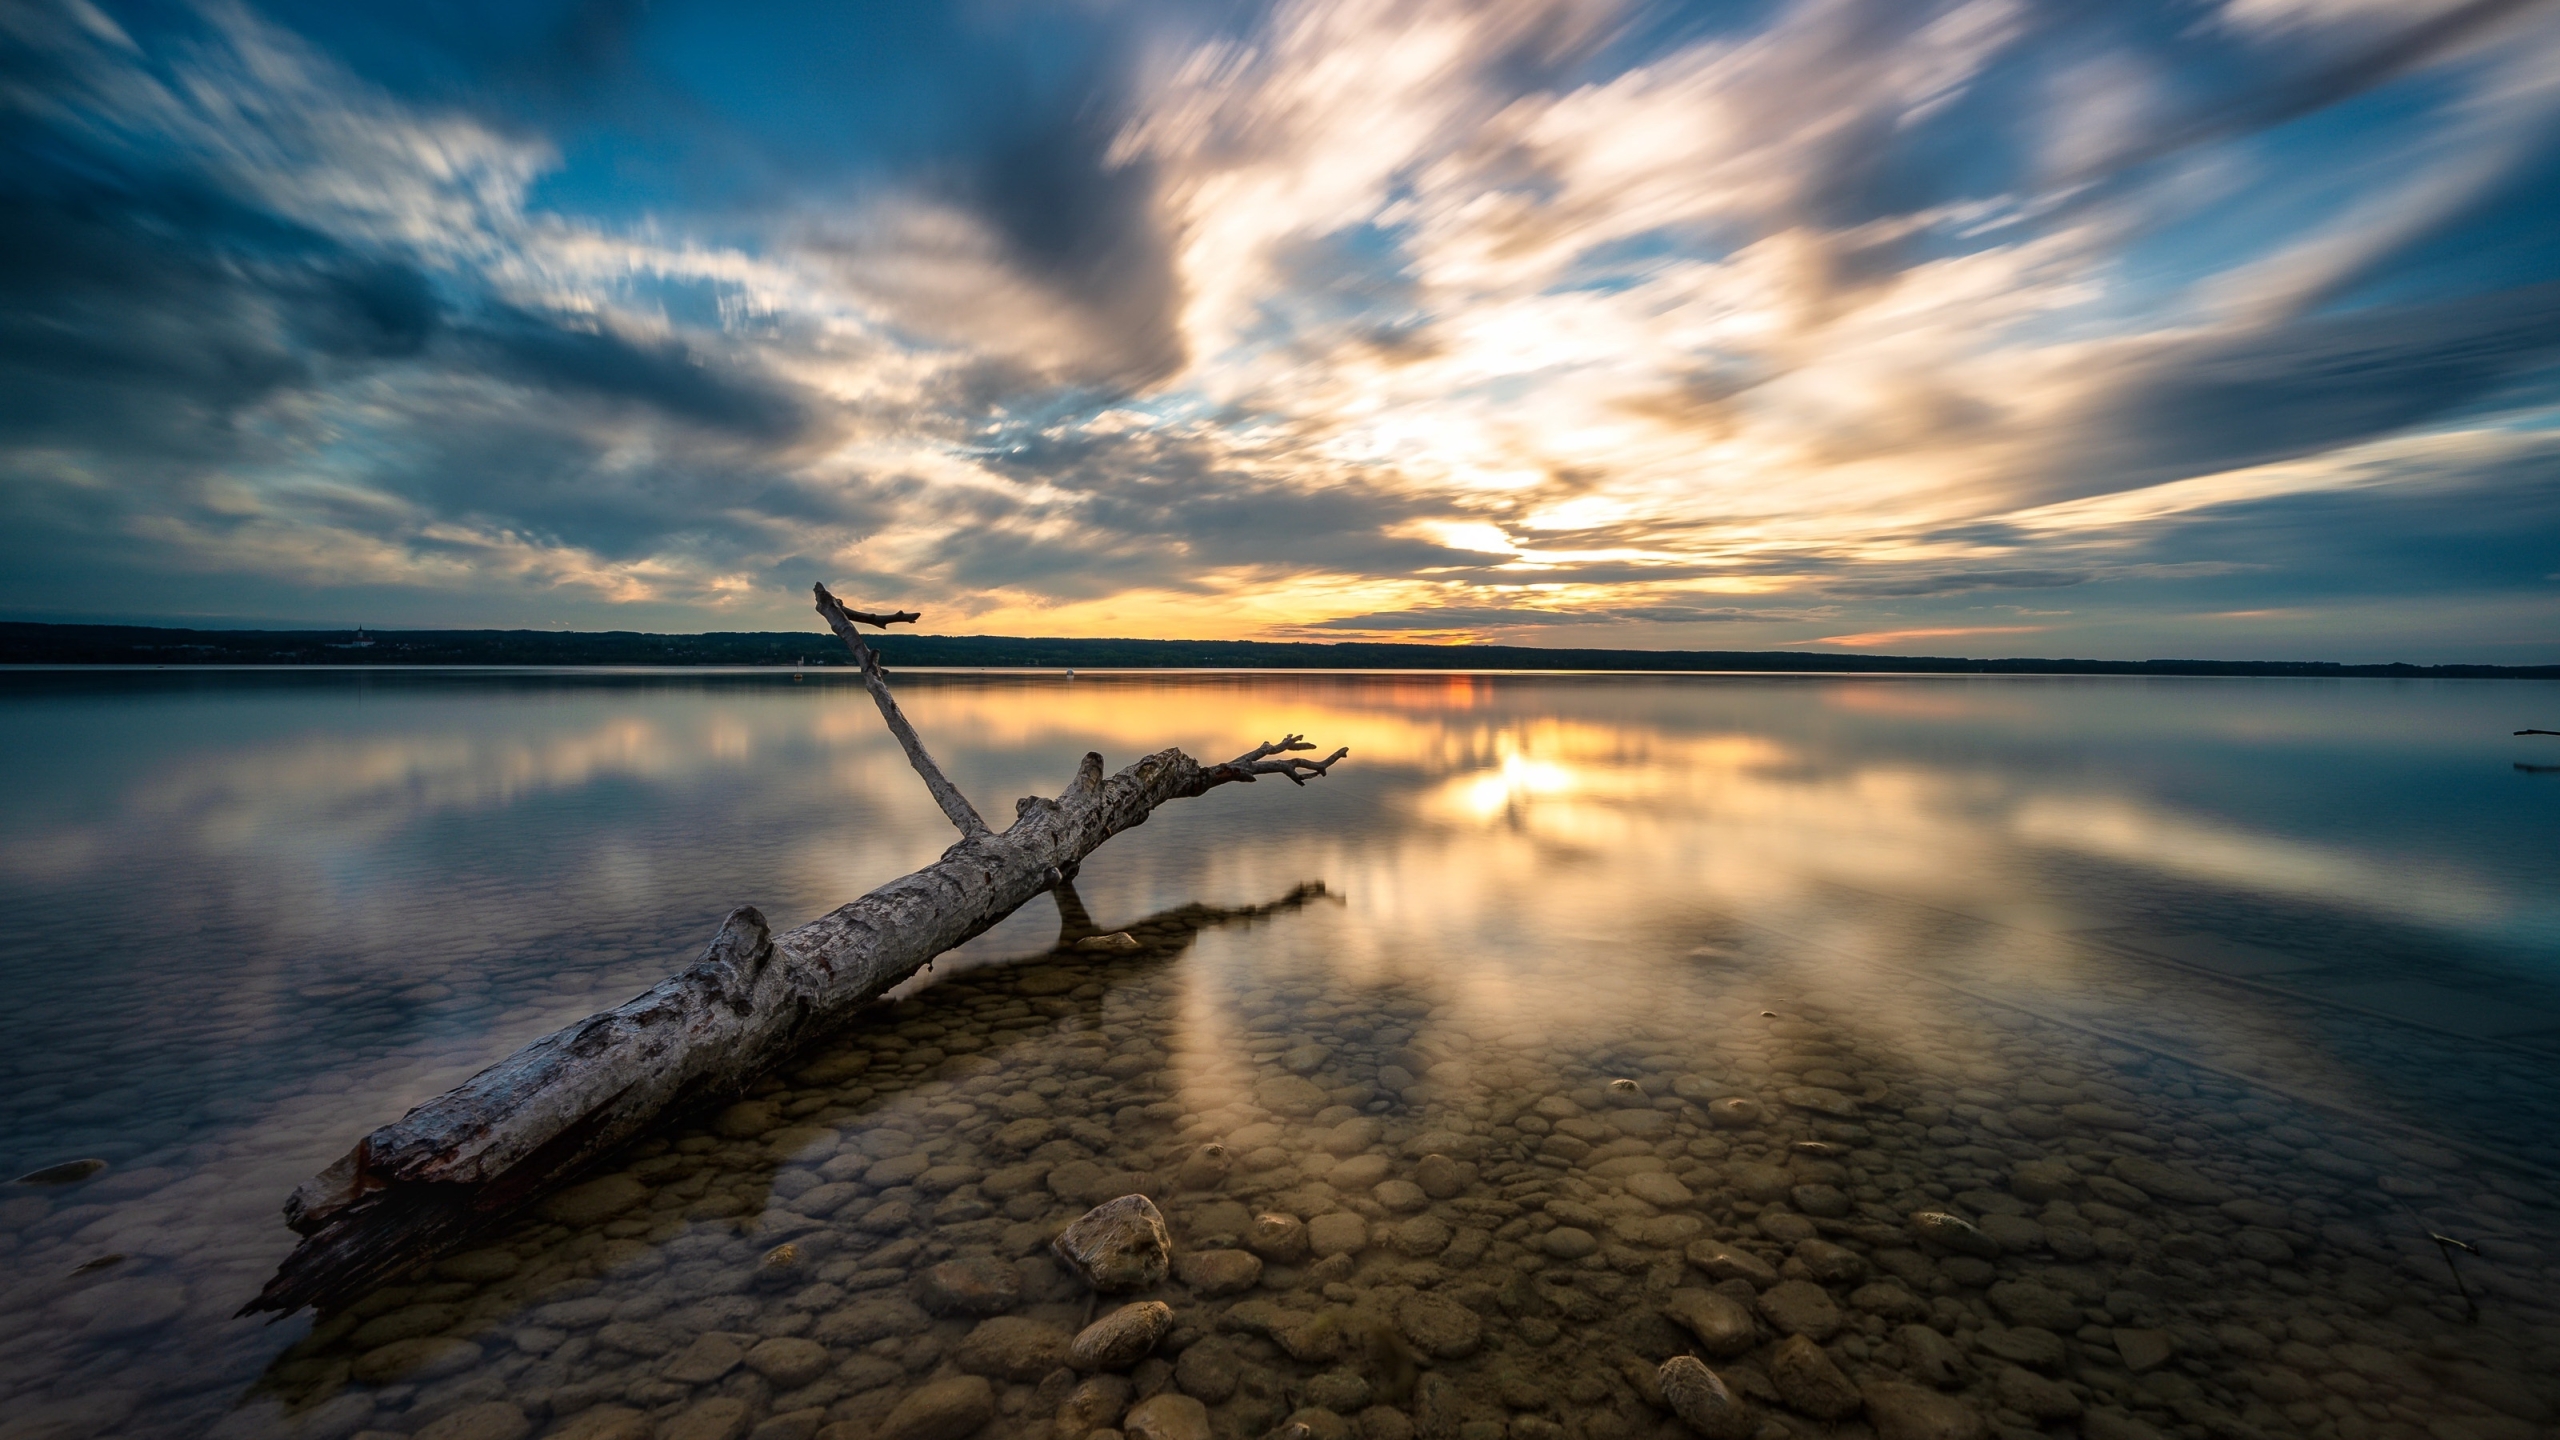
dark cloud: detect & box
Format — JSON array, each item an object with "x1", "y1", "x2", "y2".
[
  {"x1": 1308, "y1": 604, "x2": 1809, "y2": 630},
  {"x1": 463, "y1": 306, "x2": 809, "y2": 440},
  {"x1": 2073, "y1": 284, "x2": 2560, "y2": 498}
]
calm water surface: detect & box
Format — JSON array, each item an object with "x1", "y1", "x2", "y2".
[{"x1": 0, "y1": 670, "x2": 2554, "y2": 1440}]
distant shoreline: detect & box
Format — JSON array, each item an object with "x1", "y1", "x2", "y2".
[{"x1": 1, "y1": 620, "x2": 2553, "y2": 679}]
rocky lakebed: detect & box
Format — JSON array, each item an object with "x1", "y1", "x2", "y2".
[{"x1": 7, "y1": 897, "x2": 2556, "y2": 1440}]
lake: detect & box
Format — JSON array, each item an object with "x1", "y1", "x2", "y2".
[{"x1": 1, "y1": 668, "x2": 2554, "y2": 1440}]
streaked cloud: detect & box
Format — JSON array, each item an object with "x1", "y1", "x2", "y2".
[{"x1": 0, "y1": 0, "x2": 2555, "y2": 658}]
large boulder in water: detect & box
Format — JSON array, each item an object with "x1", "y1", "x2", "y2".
[{"x1": 1053, "y1": 1194, "x2": 1172, "y2": 1292}]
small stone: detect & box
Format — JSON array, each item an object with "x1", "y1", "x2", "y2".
[
  {"x1": 1975, "y1": 1213, "x2": 2044, "y2": 1253},
  {"x1": 1073, "y1": 1301, "x2": 1175, "y2": 1371},
  {"x1": 1248, "y1": 1213, "x2": 1309, "y2": 1263},
  {"x1": 1627, "y1": 1172, "x2": 1694, "y2": 1207},
  {"x1": 1055, "y1": 1195, "x2": 1173, "y2": 1292},
  {"x1": 537, "y1": 1174, "x2": 648, "y2": 1226},
  {"x1": 1661, "y1": 1289, "x2": 1757, "y2": 1357},
  {"x1": 1685, "y1": 1241, "x2": 1778, "y2": 1288},
  {"x1": 1329, "y1": 1154, "x2": 1393, "y2": 1190},
  {"x1": 1060, "y1": 1373, "x2": 1135, "y2": 1433},
  {"x1": 1122, "y1": 1392, "x2": 1214, "y2": 1440},
  {"x1": 1908, "y1": 1211, "x2": 1999, "y2": 1259},
  {"x1": 1790, "y1": 1184, "x2": 1850, "y2": 1218},
  {"x1": 917, "y1": 1256, "x2": 1021, "y2": 1316},
  {"x1": 665, "y1": 1333, "x2": 746, "y2": 1384},
  {"x1": 1414, "y1": 1154, "x2": 1467, "y2": 1199},
  {"x1": 1174, "y1": 1247, "x2": 1262, "y2": 1295},
  {"x1": 349, "y1": 1336, "x2": 481, "y2": 1384},
  {"x1": 2008, "y1": 1160, "x2": 2078, "y2": 1203},
  {"x1": 1394, "y1": 1292, "x2": 1483, "y2": 1359},
  {"x1": 1174, "y1": 1338, "x2": 1242, "y2": 1402},
  {"x1": 1778, "y1": 1086, "x2": 1859, "y2": 1118},
  {"x1": 955, "y1": 1315, "x2": 1072, "y2": 1381},
  {"x1": 1308, "y1": 1211, "x2": 1370, "y2": 1257},
  {"x1": 1723, "y1": 1163, "x2": 1794, "y2": 1203},
  {"x1": 2113, "y1": 1328, "x2": 2174, "y2": 1373},
  {"x1": 416, "y1": 1403, "x2": 532, "y2": 1440},
  {"x1": 1985, "y1": 1281, "x2": 2081, "y2": 1332},
  {"x1": 877, "y1": 1375, "x2": 995, "y2": 1440},
  {"x1": 1973, "y1": 1326, "x2": 2065, "y2": 1371},
  {"x1": 1895, "y1": 1324, "x2": 1967, "y2": 1387},
  {"x1": 1794, "y1": 1239, "x2": 1867, "y2": 1284},
  {"x1": 2107, "y1": 1156, "x2": 2231, "y2": 1205},
  {"x1": 1768, "y1": 1334, "x2": 1860, "y2": 1419},
  {"x1": 1258, "y1": 1075, "x2": 1331, "y2": 1117},
  {"x1": 436, "y1": 1249, "x2": 520, "y2": 1283},
  {"x1": 546, "y1": 1408, "x2": 650, "y2": 1440},
  {"x1": 1174, "y1": 1144, "x2": 1233, "y2": 1191},
  {"x1": 1539, "y1": 1226, "x2": 1598, "y2": 1259},
  {"x1": 746, "y1": 1336, "x2": 831, "y2": 1388},
  {"x1": 757, "y1": 1242, "x2": 808, "y2": 1287},
  {"x1": 1707, "y1": 1098, "x2": 1763, "y2": 1128},
  {"x1": 1325, "y1": 1118, "x2": 1386, "y2": 1155},
  {"x1": 1390, "y1": 1215, "x2": 1450, "y2": 1257},
  {"x1": 14, "y1": 1158, "x2": 107, "y2": 1185},
  {"x1": 661, "y1": 1398, "x2": 753, "y2": 1440},
  {"x1": 1993, "y1": 1365, "x2": 2082, "y2": 1423},
  {"x1": 1860, "y1": 1382, "x2": 1983, "y2": 1440},
  {"x1": 1283, "y1": 1043, "x2": 1332, "y2": 1074},
  {"x1": 1754, "y1": 1281, "x2": 1841, "y2": 1341},
  {"x1": 1658, "y1": 1356, "x2": 1751, "y2": 1440}
]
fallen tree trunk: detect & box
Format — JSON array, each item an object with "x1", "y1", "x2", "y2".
[{"x1": 242, "y1": 585, "x2": 1346, "y2": 1317}]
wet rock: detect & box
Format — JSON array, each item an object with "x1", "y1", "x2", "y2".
[
  {"x1": 546, "y1": 1408, "x2": 650, "y2": 1440},
  {"x1": 660, "y1": 1399, "x2": 753, "y2": 1440},
  {"x1": 1658, "y1": 1356, "x2": 1751, "y2": 1440},
  {"x1": 1248, "y1": 1213, "x2": 1309, "y2": 1263},
  {"x1": 757, "y1": 1242, "x2": 810, "y2": 1288},
  {"x1": 1768, "y1": 1334, "x2": 1860, "y2": 1419},
  {"x1": 665, "y1": 1333, "x2": 746, "y2": 1384},
  {"x1": 1860, "y1": 1382, "x2": 1982, "y2": 1440},
  {"x1": 538, "y1": 1174, "x2": 648, "y2": 1226},
  {"x1": 1685, "y1": 1242, "x2": 1778, "y2": 1289},
  {"x1": 1661, "y1": 1290, "x2": 1757, "y2": 1357},
  {"x1": 1074, "y1": 1301, "x2": 1175, "y2": 1371},
  {"x1": 1394, "y1": 1293, "x2": 1483, "y2": 1359},
  {"x1": 1414, "y1": 1153, "x2": 1467, "y2": 1199},
  {"x1": 1790, "y1": 1184, "x2": 1850, "y2": 1218},
  {"x1": 1390, "y1": 1215, "x2": 1450, "y2": 1257},
  {"x1": 1123, "y1": 1392, "x2": 1214, "y2": 1440},
  {"x1": 1707, "y1": 1098, "x2": 1763, "y2": 1128},
  {"x1": 1055, "y1": 1195, "x2": 1173, "y2": 1292},
  {"x1": 1540, "y1": 1226, "x2": 1598, "y2": 1259},
  {"x1": 1908, "y1": 1211, "x2": 1998, "y2": 1259},
  {"x1": 1754, "y1": 1281, "x2": 1841, "y2": 1341},
  {"x1": 815, "y1": 1295, "x2": 931, "y2": 1345},
  {"x1": 1309, "y1": 1211, "x2": 1370, "y2": 1257},
  {"x1": 2008, "y1": 1160, "x2": 2078, "y2": 1203},
  {"x1": 2080, "y1": 1411, "x2": 2166, "y2": 1440},
  {"x1": 916, "y1": 1256, "x2": 1021, "y2": 1316},
  {"x1": 2113, "y1": 1328, "x2": 2173, "y2": 1373},
  {"x1": 2107, "y1": 1156, "x2": 2230, "y2": 1205},
  {"x1": 1778, "y1": 1087, "x2": 1859, "y2": 1118},
  {"x1": 1259, "y1": 1075, "x2": 1331, "y2": 1117},
  {"x1": 1992, "y1": 1365, "x2": 2082, "y2": 1423},
  {"x1": 746, "y1": 1336, "x2": 832, "y2": 1388},
  {"x1": 1848, "y1": 1282, "x2": 1927, "y2": 1321},
  {"x1": 1985, "y1": 1281, "x2": 2081, "y2": 1332},
  {"x1": 14, "y1": 1158, "x2": 106, "y2": 1186},
  {"x1": 1325, "y1": 1118, "x2": 1386, "y2": 1155},
  {"x1": 1174, "y1": 1337, "x2": 1242, "y2": 1402},
  {"x1": 1973, "y1": 1326, "x2": 2065, "y2": 1371},
  {"x1": 1793, "y1": 1239, "x2": 1866, "y2": 1284},
  {"x1": 1895, "y1": 1324, "x2": 1967, "y2": 1387},
  {"x1": 1174, "y1": 1247, "x2": 1262, "y2": 1295},
  {"x1": 416, "y1": 1403, "x2": 532, "y2": 1440},
  {"x1": 350, "y1": 1336, "x2": 481, "y2": 1384},
  {"x1": 1372, "y1": 1179, "x2": 1428, "y2": 1212},
  {"x1": 1061, "y1": 1373, "x2": 1135, "y2": 1434},
  {"x1": 877, "y1": 1375, "x2": 995, "y2": 1440},
  {"x1": 956, "y1": 1316, "x2": 1073, "y2": 1381},
  {"x1": 1175, "y1": 1144, "x2": 1233, "y2": 1191},
  {"x1": 1627, "y1": 1172, "x2": 1694, "y2": 1207},
  {"x1": 1723, "y1": 1163, "x2": 1793, "y2": 1203},
  {"x1": 1329, "y1": 1154, "x2": 1393, "y2": 1190}
]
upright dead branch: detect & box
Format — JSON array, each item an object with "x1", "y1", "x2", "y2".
[{"x1": 244, "y1": 591, "x2": 1348, "y2": 1316}]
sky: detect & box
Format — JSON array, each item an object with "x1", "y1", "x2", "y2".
[{"x1": 2, "y1": 0, "x2": 2558, "y2": 661}]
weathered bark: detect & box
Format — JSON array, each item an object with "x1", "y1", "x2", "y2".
[{"x1": 242, "y1": 587, "x2": 1345, "y2": 1317}]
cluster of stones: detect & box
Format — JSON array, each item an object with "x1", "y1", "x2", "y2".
[{"x1": 39, "y1": 915, "x2": 2560, "y2": 1440}]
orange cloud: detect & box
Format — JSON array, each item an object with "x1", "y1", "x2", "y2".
[{"x1": 1805, "y1": 625, "x2": 2049, "y2": 647}]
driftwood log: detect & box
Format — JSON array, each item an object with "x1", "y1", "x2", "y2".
[{"x1": 243, "y1": 584, "x2": 1346, "y2": 1316}]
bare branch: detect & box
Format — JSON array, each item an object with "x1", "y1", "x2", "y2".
[
  {"x1": 814, "y1": 583, "x2": 987, "y2": 836},
  {"x1": 1203, "y1": 733, "x2": 1352, "y2": 788}
]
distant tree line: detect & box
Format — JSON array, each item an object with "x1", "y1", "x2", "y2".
[{"x1": 2, "y1": 621, "x2": 2553, "y2": 678}]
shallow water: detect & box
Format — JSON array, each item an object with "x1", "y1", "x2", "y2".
[{"x1": 1, "y1": 669, "x2": 2555, "y2": 1440}]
